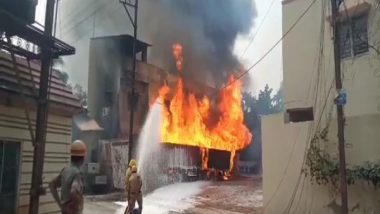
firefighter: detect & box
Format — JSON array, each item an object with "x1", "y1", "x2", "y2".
[
  {"x1": 127, "y1": 165, "x2": 143, "y2": 214},
  {"x1": 125, "y1": 159, "x2": 137, "y2": 196},
  {"x1": 49, "y1": 140, "x2": 86, "y2": 214}
]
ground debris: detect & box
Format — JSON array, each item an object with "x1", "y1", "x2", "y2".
[{"x1": 182, "y1": 177, "x2": 263, "y2": 214}]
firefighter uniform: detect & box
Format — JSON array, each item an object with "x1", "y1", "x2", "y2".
[
  {"x1": 125, "y1": 159, "x2": 137, "y2": 195},
  {"x1": 127, "y1": 165, "x2": 143, "y2": 214},
  {"x1": 53, "y1": 166, "x2": 84, "y2": 214},
  {"x1": 49, "y1": 140, "x2": 86, "y2": 214}
]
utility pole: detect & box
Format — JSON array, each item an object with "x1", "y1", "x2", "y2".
[
  {"x1": 119, "y1": 0, "x2": 139, "y2": 162},
  {"x1": 53, "y1": 0, "x2": 59, "y2": 36},
  {"x1": 29, "y1": 0, "x2": 55, "y2": 213},
  {"x1": 330, "y1": 0, "x2": 348, "y2": 213}
]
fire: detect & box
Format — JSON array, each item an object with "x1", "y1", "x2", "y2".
[
  {"x1": 160, "y1": 43, "x2": 252, "y2": 173},
  {"x1": 172, "y1": 43, "x2": 184, "y2": 71}
]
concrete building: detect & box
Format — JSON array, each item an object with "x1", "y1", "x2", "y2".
[
  {"x1": 262, "y1": 0, "x2": 380, "y2": 213},
  {"x1": 86, "y1": 34, "x2": 178, "y2": 190},
  {"x1": 87, "y1": 34, "x2": 176, "y2": 147},
  {"x1": 86, "y1": 34, "x2": 219, "y2": 191},
  {"x1": 0, "y1": 52, "x2": 81, "y2": 213}
]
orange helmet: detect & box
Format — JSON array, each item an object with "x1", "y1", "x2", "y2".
[{"x1": 71, "y1": 140, "x2": 87, "y2": 157}]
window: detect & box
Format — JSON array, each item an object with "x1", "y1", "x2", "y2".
[
  {"x1": 0, "y1": 141, "x2": 20, "y2": 214},
  {"x1": 352, "y1": 15, "x2": 369, "y2": 55},
  {"x1": 285, "y1": 107, "x2": 314, "y2": 123},
  {"x1": 338, "y1": 15, "x2": 369, "y2": 59}
]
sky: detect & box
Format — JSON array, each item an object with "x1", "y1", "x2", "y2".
[{"x1": 35, "y1": 0, "x2": 282, "y2": 95}]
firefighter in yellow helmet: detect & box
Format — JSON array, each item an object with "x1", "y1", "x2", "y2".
[
  {"x1": 49, "y1": 140, "x2": 86, "y2": 214},
  {"x1": 127, "y1": 165, "x2": 143, "y2": 214},
  {"x1": 125, "y1": 159, "x2": 137, "y2": 196}
]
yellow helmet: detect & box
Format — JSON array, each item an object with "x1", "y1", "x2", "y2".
[
  {"x1": 71, "y1": 140, "x2": 87, "y2": 157},
  {"x1": 129, "y1": 159, "x2": 137, "y2": 167},
  {"x1": 131, "y1": 165, "x2": 138, "y2": 173}
]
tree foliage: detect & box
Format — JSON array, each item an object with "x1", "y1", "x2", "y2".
[
  {"x1": 56, "y1": 70, "x2": 87, "y2": 108},
  {"x1": 57, "y1": 71, "x2": 69, "y2": 85},
  {"x1": 305, "y1": 127, "x2": 380, "y2": 188},
  {"x1": 72, "y1": 84, "x2": 88, "y2": 108},
  {"x1": 240, "y1": 83, "x2": 284, "y2": 172}
]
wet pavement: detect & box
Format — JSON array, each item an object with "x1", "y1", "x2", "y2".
[{"x1": 83, "y1": 176, "x2": 262, "y2": 214}]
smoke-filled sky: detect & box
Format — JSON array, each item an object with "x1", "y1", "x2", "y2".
[
  {"x1": 36, "y1": 0, "x2": 282, "y2": 95},
  {"x1": 138, "y1": 0, "x2": 256, "y2": 86}
]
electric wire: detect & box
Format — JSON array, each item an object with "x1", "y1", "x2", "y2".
[
  {"x1": 70, "y1": 5, "x2": 123, "y2": 42},
  {"x1": 59, "y1": 0, "x2": 107, "y2": 33},
  {"x1": 60, "y1": 1, "x2": 110, "y2": 36},
  {"x1": 291, "y1": 33, "x2": 328, "y2": 209},
  {"x1": 237, "y1": 0, "x2": 319, "y2": 209},
  {"x1": 262, "y1": 127, "x2": 304, "y2": 209},
  {"x1": 214, "y1": 0, "x2": 318, "y2": 97},
  {"x1": 280, "y1": 1, "x2": 338, "y2": 212},
  {"x1": 240, "y1": 0, "x2": 276, "y2": 59}
]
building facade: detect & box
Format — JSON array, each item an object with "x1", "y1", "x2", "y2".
[
  {"x1": 262, "y1": 0, "x2": 380, "y2": 213},
  {"x1": 0, "y1": 52, "x2": 80, "y2": 213},
  {"x1": 86, "y1": 34, "x2": 220, "y2": 191},
  {"x1": 86, "y1": 34, "x2": 177, "y2": 190}
]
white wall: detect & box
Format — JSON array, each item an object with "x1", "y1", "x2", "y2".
[
  {"x1": 0, "y1": 105, "x2": 72, "y2": 214},
  {"x1": 262, "y1": 114, "x2": 380, "y2": 213},
  {"x1": 263, "y1": 0, "x2": 380, "y2": 213},
  {"x1": 282, "y1": 0, "x2": 380, "y2": 118}
]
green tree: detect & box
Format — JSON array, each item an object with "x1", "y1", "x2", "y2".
[
  {"x1": 72, "y1": 84, "x2": 88, "y2": 107},
  {"x1": 241, "y1": 83, "x2": 284, "y2": 173},
  {"x1": 54, "y1": 68, "x2": 87, "y2": 108},
  {"x1": 57, "y1": 71, "x2": 69, "y2": 85},
  {"x1": 272, "y1": 82, "x2": 284, "y2": 113},
  {"x1": 54, "y1": 57, "x2": 69, "y2": 85}
]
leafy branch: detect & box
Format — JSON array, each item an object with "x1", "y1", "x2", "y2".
[{"x1": 303, "y1": 127, "x2": 380, "y2": 188}]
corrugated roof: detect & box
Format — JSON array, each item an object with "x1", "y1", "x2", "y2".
[
  {"x1": 0, "y1": 51, "x2": 81, "y2": 109},
  {"x1": 73, "y1": 112, "x2": 103, "y2": 131},
  {"x1": 76, "y1": 119, "x2": 103, "y2": 131}
]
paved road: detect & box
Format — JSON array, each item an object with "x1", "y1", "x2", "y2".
[
  {"x1": 84, "y1": 201, "x2": 122, "y2": 214},
  {"x1": 83, "y1": 177, "x2": 262, "y2": 214}
]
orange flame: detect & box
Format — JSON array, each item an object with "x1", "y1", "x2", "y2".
[
  {"x1": 160, "y1": 43, "x2": 252, "y2": 173},
  {"x1": 172, "y1": 43, "x2": 184, "y2": 72}
]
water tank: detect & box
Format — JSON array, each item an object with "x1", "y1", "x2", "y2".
[{"x1": 0, "y1": 0, "x2": 38, "y2": 24}]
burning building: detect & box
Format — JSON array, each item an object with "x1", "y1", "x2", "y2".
[
  {"x1": 159, "y1": 44, "x2": 252, "y2": 179},
  {"x1": 85, "y1": 34, "x2": 252, "y2": 193},
  {"x1": 86, "y1": 35, "x2": 225, "y2": 190},
  {"x1": 86, "y1": 34, "x2": 181, "y2": 190},
  {"x1": 136, "y1": 44, "x2": 252, "y2": 194}
]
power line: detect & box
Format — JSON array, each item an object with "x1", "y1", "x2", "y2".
[
  {"x1": 59, "y1": 0, "x2": 105, "y2": 31},
  {"x1": 67, "y1": 4, "x2": 122, "y2": 42},
  {"x1": 282, "y1": 121, "x2": 316, "y2": 214},
  {"x1": 286, "y1": 3, "x2": 328, "y2": 211},
  {"x1": 216, "y1": 0, "x2": 318, "y2": 95},
  {"x1": 240, "y1": 0, "x2": 276, "y2": 58},
  {"x1": 279, "y1": 2, "x2": 335, "y2": 212},
  {"x1": 262, "y1": 126, "x2": 305, "y2": 209},
  {"x1": 288, "y1": 59, "x2": 336, "y2": 214},
  {"x1": 238, "y1": 1, "x2": 319, "y2": 209},
  {"x1": 60, "y1": 2, "x2": 110, "y2": 36}
]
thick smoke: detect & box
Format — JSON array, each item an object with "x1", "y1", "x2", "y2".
[
  {"x1": 139, "y1": 0, "x2": 256, "y2": 86},
  {"x1": 60, "y1": 0, "x2": 256, "y2": 88}
]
